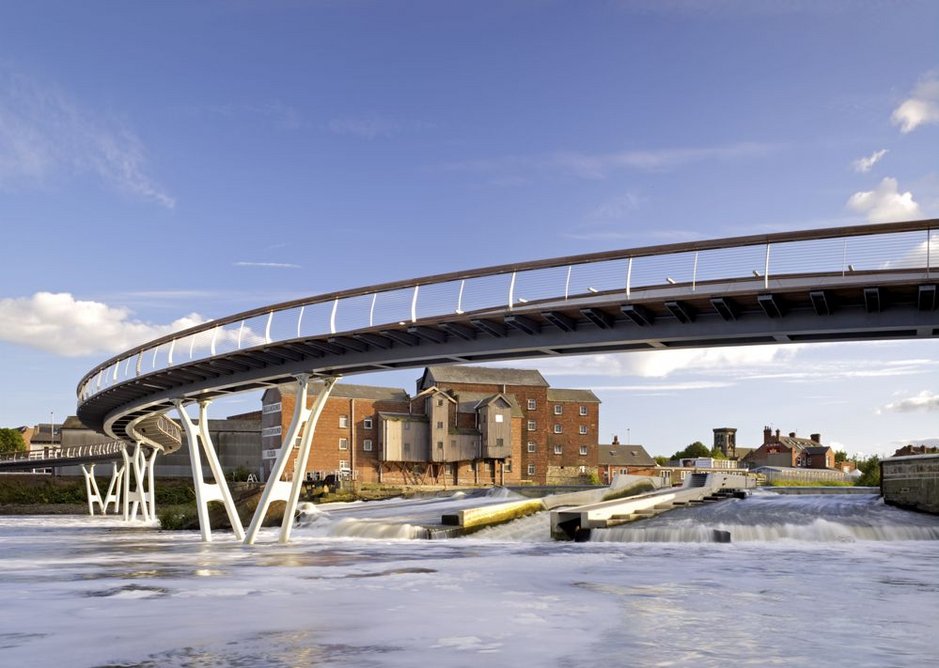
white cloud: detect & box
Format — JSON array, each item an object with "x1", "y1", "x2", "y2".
[
  {"x1": 0, "y1": 68, "x2": 174, "y2": 207},
  {"x1": 234, "y1": 261, "x2": 301, "y2": 269},
  {"x1": 891, "y1": 73, "x2": 939, "y2": 133},
  {"x1": 851, "y1": 148, "x2": 888, "y2": 173},
  {"x1": 506, "y1": 344, "x2": 797, "y2": 380},
  {"x1": 0, "y1": 292, "x2": 205, "y2": 357},
  {"x1": 879, "y1": 390, "x2": 939, "y2": 414},
  {"x1": 846, "y1": 177, "x2": 921, "y2": 223}
]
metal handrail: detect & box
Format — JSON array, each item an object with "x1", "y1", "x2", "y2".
[
  {"x1": 77, "y1": 218, "x2": 938, "y2": 402},
  {"x1": 0, "y1": 440, "x2": 127, "y2": 464}
]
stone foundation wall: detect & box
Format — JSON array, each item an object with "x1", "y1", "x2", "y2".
[{"x1": 881, "y1": 454, "x2": 939, "y2": 514}]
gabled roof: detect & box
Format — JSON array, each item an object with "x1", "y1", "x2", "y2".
[
  {"x1": 546, "y1": 388, "x2": 601, "y2": 403},
  {"x1": 419, "y1": 365, "x2": 548, "y2": 390},
  {"x1": 777, "y1": 437, "x2": 819, "y2": 451},
  {"x1": 804, "y1": 446, "x2": 831, "y2": 455},
  {"x1": 276, "y1": 381, "x2": 409, "y2": 403},
  {"x1": 455, "y1": 391, "x2": 524, "y2": 418},
  {"x1": 378, "y1": 412, "x2": 428, "y2": 422},
  {"x1": 415, "y1": 386, "x2": 458, "y2": 403},
  {"x1": 598, "y1": 444, "x2": 656, "y2": 467}
]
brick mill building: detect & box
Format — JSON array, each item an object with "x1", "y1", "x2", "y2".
[
  {"x1": 260, "y1": 365, "x2": 601, "y2": 486},
  {"x1": 742, "y1": 427, "x2": 835, "y2": 470}
]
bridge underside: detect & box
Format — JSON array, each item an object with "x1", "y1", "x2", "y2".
[{"x1": 78, "y1": 270, "x2": 939, "y2": 440}]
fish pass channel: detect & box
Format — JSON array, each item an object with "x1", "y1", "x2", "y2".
[{"x1": 1, "y1": 491, "x2": 938, "y2": 668}]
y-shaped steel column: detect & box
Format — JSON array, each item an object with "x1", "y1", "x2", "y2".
[
  {"x1": 245, "y1": 374, "x2": 339, "y2": 545},
  {"x1": 82, "y1": 461, "x2": 125, "y2": 515},
  {"x1": 174, "y1": 399, "x2": 246, "y2": 542},
  {"x1": 121, "y1": 443, "x2": 155, "y2": 522}
]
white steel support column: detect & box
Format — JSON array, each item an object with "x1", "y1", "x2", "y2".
[
  {"x1": 244, "y1": 374, "x2": 339, "y2": 545},
  {"x1": 82, "y1": 463, "x2": 101, "y2": 515},
  {"x1": 83, "y1": 462, "x2": 125, "y2": 515},
  {"x1": 146, "y1": 448, "x2": 158, "y2": 519},
  {"x1": 121, "y1": 443, "x2": 153, "y2": 522},
  {"x1": 174, "y1": 399, "x2": 246, "y2": 542}
]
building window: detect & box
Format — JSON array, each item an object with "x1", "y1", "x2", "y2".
[
  {"x1": 579, "y1": 446, "x2": 588, "y2": 456},
  {"x1": 495, "y1": 413, "x2": 504, "y2": 423},
  {"x1": 437, "y1": 399, "x2": 444, "y2": 407},
  {"x1": 579, "y1": 405, "x2": 588, "y2": 416},
  {"x1": 554, "y1": 445, "x2": 563, "y2": 455},
  {"x1": 363, "y1": 417, "x2": 373, "y2": 430},
  {"x1": 553, "y1": 424, "x2": 562, "y2": 434},
  {"x1": 553, "y1": 404, "x2": 562, "y2": 415},
  {"x1": 437, "y1": 441, "x2": 444, "y2": 450},
  {"x1": 527, "y1": 399, "x2": 536, "y2": 410},
  {"x1": 404, "y1": 442, "x2": 411, "y2": 455},
  {"x1": 436, "y1": 421, "x2": 444, "y2": 429},
  {"x1": 339, "y1": 460, "x2": 350, "y2": 471},
  {"x1": 363, "y1": 439, "x2": 373, "y2": 452},
  {"x1": 339, "y1": 415, "x2": 348, "y2": 428},
  {"x1": 496, "y1": 438, "x2": 504, "y2": 448},
  {"x1": 527, "y1": 464, "x2": 535, "y2": 476},
  {"x1": 579, "y1": 465, "x2": 587, "y2": 474},
  {"x1": 505, "y1": 458, "x2": 512, "y2": 472},
  {"x1": 579, "y1": 425, "x2": 588, "y2": 435},
  {"x1": 261, "y1": 426, "x2": 282, "y2": 438},
  {"x1": 527, "y1": 441, "x2": 536, "y2": 453},
  {"x1": 339, "y1": 438, "x2": 348, "y2": 450},
  {"x1": 527, "y1": 420, "x2": 536, "y2": 431},
  {"x1": 262, "y1": 402, "x2": 281, "y2": 415}
]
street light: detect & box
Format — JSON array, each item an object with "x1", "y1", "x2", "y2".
[{"x1": 50, "y1": 411, "x2": 55, "y2": 447}]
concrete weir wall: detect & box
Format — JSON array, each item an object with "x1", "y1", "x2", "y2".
[{"x1": 881, "y1": 454, "x2": 939, "y2": 514}]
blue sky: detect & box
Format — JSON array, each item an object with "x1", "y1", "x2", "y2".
[{"x1": 1, "y1": 1, "x2": 938, "y2": 458}]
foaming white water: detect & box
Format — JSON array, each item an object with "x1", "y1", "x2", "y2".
[{"x1": 592, "y1": 492, "x2": 939, "y2": 543}]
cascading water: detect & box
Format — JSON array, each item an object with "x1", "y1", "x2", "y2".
[
  {"x1": 294, "y1": 487, "x2": 527, "y2": 540},
  {"x1": 590, "y1": 490, "x2": 939, "y2": 543}
]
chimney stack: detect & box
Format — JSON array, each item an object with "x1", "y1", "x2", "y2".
[
  {"x1": 612, "y1": 435, "x2": 620, "y2": 445},
  {"x1": 810, "y1": 433, "x2": 821, "y2": 444}
]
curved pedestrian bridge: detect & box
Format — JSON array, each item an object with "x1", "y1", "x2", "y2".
[{"x1": 73, "y1": 217, "x2": 939, "y2": 543}]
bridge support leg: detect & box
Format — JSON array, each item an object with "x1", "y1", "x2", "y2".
[
  {"x1": 174, "y1": 399, "x2": 246, "y2": 542},
  {"x1": 82, "y1": 463, "x2": 101, "y2": 515},
  {"x1": 83, "y1": 462, "x2": 125, "y2": 515},
  {"x1": 244, "y1": 374, "x2": 339, "y2": 545},
  {"x1": 121, "y1": 443, "x2": 153, "y2": 522},
  {"x1": 102, "y1": 461, "x2": 124, "y2": 514}
]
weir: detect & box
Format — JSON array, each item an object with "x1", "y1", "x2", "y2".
[{"x1": 550, "y1": 472, "x2": 755, "y2": 541}]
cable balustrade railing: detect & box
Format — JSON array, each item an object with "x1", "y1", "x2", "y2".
[
  {"x1": 0, "y1": 440, "x2": 128, "y2": 464},
  {"x1": 77, "y1": 219, "x2": 938, "y2": 403}
]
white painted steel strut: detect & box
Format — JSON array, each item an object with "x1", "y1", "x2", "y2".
[
  {"x1": 244, "y1": 373, "x2": 339, "y2": 545},
  {"x1": 174, "y1": 400, "x2": 246, "y2": 542},
  {"x1": 82, "y1": 461, "x2": 124, "y2": 515}
]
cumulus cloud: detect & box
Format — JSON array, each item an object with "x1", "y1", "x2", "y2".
[
  {"x1": 851, "y1": 148, "x2": 888, "y2": 173},
  {"x1": 891, "y1": 73, "x2": 939, "y2": 134},
  {"x1": 847, "y1": 177, "x2": 921, "y2": 223},
  {"x1": 0, "y1": 292, "x2": 205, "y2": 357},
  {"x1": 0, "y1": 68, "x2": 174, "y2": 207},
  {"x1": 879, "y1": 390, "x2": 939, "y2": 414},
  {"x1": 501, "y1": 344, "x2": 797, "y2": 381}
]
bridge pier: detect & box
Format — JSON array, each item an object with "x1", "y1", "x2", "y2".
[
  {"x1": 121, "y1": 443, "x2": 157, "y2": 522},
  {"x1": 82, "y1": 461, "x2": 124, "y2": 515},
  {"x1": 245, "y1": 374, "x2": 339, "y2": 545},
  {"x1": 174, "y1": 400, "x2": 246, "y2": 542}
]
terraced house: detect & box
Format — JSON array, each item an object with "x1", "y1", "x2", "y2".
[{"x1": 260, "y1": 365, "x2": 601, "y2": 486}]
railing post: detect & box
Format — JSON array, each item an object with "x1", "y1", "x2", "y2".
[
  {"x1": 763, "y1": 243, "x2": 771, "y2": 290},
  {"x1": 508, "y1": 271, "x2": 517, "y2": 310}
]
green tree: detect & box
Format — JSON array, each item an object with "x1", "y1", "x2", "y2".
[
  {"x1": 654, "y1": 455, "x2": 670, "y2": 466},
  {"x1": 670, "y1": 441, "x2": 710, "y2": 461},
  {"x1": 856, "y1": 456, "x2": 881, "y2": 487},
  {"x1": 0, "y1": 428, "x2": 27, "y2": 454},
  {"x1": 709, "y1": 446, "x2": 727, "y2": 460},
  {"x1": 834, "y1": 449, "x2": 848, "y2": 463}
]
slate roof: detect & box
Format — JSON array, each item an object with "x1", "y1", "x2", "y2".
[
  {"x1": 804, "y1": 446, "x2": 831, "y2": 455},
  {"x1": 597, "y1": 444, "x2": 656, "y2": 467},
  {"x1": 420, "y1": 365, "x2": 548, "y2": 389},
  {"x1": 546, "y1": 388, "x2": 601, "y2": 403},
  {"x1": 277, "y1": 381, "x2": 409, "y2": 403},
  {"x1": 455, "y1": 391, "x2": 525, "y2": 418}
]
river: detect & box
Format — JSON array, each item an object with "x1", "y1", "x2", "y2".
[{"x1": 1, "y1": 490, "x2": 937, "y2": 667}]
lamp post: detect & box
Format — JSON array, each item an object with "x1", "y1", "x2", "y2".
[{"x1": 50, "y1": 411, "x2": 55, "y2": 447}]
